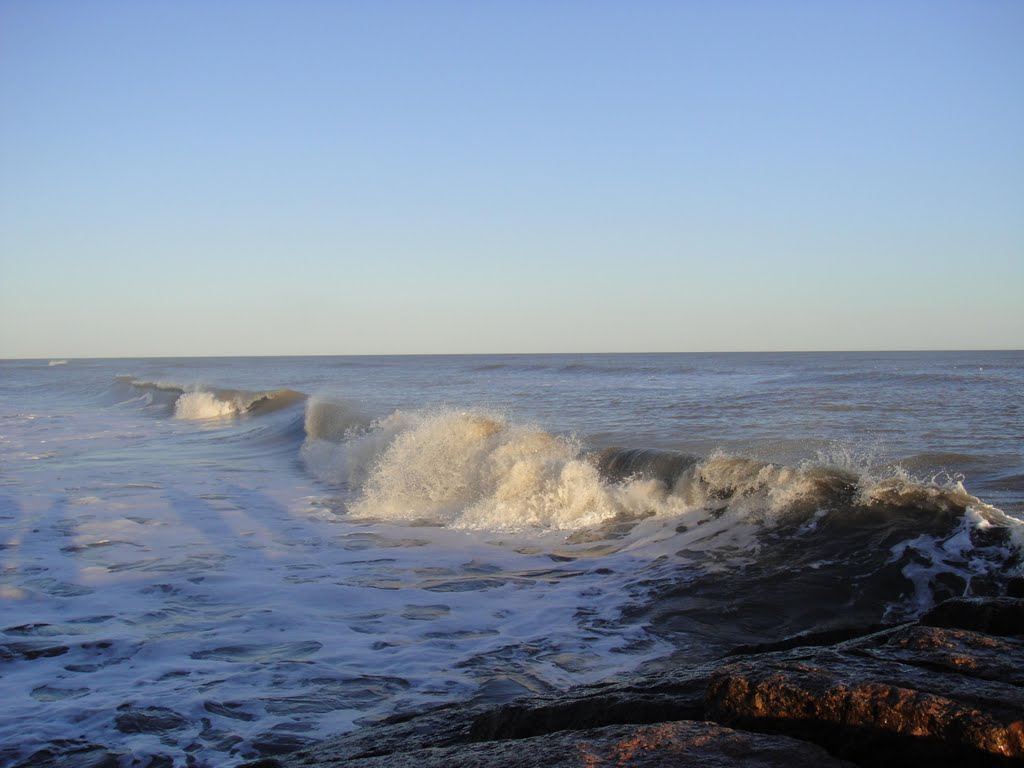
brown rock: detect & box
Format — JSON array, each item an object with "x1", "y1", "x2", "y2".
[
  {"x1": 860, "y1": 624, "x2": 1024, "y2": 685},
  {"x1": 706, "y1": 629, "x2": 1024, "y2": 766}
]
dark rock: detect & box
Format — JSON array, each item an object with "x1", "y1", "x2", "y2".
[
  {"x1": 921, "y1": 597, "x2": 1024, "y2": 636},
  {"x1": 286, "y1": 702, "x2": 480, "y2": 763},
  {"x1": 860, "y1": 624, "x2": 1024, "y2": 685},
  {"x1": 203, "y1": 699, "x2": 257, "y2": 721},
  {"x1": 114, "y1": 705, "x2": 188, "y2": 734},
  {"x1": 468, "y1": 668, "x2": 707, "y2": 741},
  {"x1": 0, "y1": 642, "x2": 70, "y2": 661},
  {"x1": 250, "y1": 733, "x2": 315, "y2": 757},
  {"x1": 727, "y1": 623, "x2": 894, "y2": 656},
  {"x1": 9, "y1": 741, "x2": 121, "y2": 768},
  {"x1": 293, "y1": 720, "x2": 850, "y2": 767}
]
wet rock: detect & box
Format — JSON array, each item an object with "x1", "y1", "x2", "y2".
[
  {"x1": 727, "y1": 623, "x2": 894, "y2": 656},
  {"x1": 921, "y1": 597, "x2": 1024, "y2": 636},
  {"x1": 203, "y1": 699, "x2": 257, "y2": 721},
  {"x1": 287, "y1": 702, "x2": 480, "y2": 763},
  {"x1": 9, "y1": 741, "x2": 121, "y2": 768},
  {"x1": 468, "y1": 668, "x2": 707, "y2": 741},
  {"x1": 250, "y1": 732, "x2": 315, "y2": 757},
  {"x1": 124, "y1": 757, "x2": 174, "y2": 768},
  {"x1": 860, "y1": 624, "x2": 1024, "y2": 685},
  {"x1": 0, "y1": 641, "x2": 69, "y2": 661},
  {"x1": 291, "y1": 720, "x2": 848, "y2": 767},
  {"x1": 705, "y1": 623, "x2": 1024, "y2": 766},
  {"x1": 114, "y1": 705, "x2": 188, "y2": 734},
  {"x1": 271, "y1": 598, "x2": 1024, "y2": 767}
]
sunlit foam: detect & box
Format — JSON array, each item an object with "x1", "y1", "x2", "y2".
[{"x1": 174, "y1": 391, "x2": 240, "y2": 420}]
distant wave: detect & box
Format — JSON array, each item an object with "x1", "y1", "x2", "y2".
[
  {"x1": 117, "y1": 377, "x2": 306, "y2": 420},
  {"x1": 47, "y1": 360, "x2": 68, "y2": 366}
]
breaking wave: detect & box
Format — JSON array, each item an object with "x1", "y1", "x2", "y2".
[
  {"x1": 112, "y1": 382, "x2": 1023, "y2": 624},
  {"x1": 301, "y1": 405, "x2": 1017, "y2": 533},
  {"x1": 116, "y1": 377, "x2": 306, "y2": 420},
  {"x1": 299, "y1": 402, "x2": 1023, "y2": 627}
]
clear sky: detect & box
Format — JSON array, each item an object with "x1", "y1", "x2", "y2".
[{"x1": 1, "y1": 0, "x2": 1022, "y2": 357}]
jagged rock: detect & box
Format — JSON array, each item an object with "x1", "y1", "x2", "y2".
[
  {"x1": 858, "y1": 624, "x2": 1024, "y2": 685},
  {"x1": 705, "y1": 624, "x2": 1024, "y2": 766}
]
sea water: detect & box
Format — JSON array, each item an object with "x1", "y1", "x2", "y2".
[{"x1": 1, "y1": 352, "x2": 1021, "y2": 765}]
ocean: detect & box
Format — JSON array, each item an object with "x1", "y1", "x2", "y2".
[{"x1": 1, "y1": 351, "x2": 1021, "y2": 766}]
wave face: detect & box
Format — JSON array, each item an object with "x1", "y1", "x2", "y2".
[
  {"x1": 305, "y1": 407, "x2": 683, "y2": 530},
  {"x1": 302, "y1": 404, "x2": 1013, "y2": 532},
  {"x1": 117, "y1": 377, "x2": 306, "y2": 420},
  {"x1": 301, "y1": 402, "x2": 1023, "y2": 640}
]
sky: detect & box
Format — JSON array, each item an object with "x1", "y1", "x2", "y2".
[{"x1": 1, "y1": 0, "x2": 1022, "y2": 357}]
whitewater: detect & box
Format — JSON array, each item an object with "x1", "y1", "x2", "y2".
[{"x1": 1, "y1": 352, "x2": 1021, "y2": 766}]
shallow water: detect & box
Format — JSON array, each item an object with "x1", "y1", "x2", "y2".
[{"x1": 1, "y1": 352, "x2": 1021, "y2": 765}]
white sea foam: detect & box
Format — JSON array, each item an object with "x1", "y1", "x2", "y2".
[
  {"x1": 47, "y1": 359, "x2": 68, "y2": 366},
  {"x1": 305, "y1": 409, "x2": 849, "y2": 531},
  {"x1": 304, "y1": 405, "x2": 1013, "y2": 544},
  {"x1": 169, "y1": 385, "x2": 305, "y2": 421},
  {"x1": 306, "y1": 408, "x2": 688, "y2": 530},
  {"x1": 174, "y1": 390, "x2": 241, "y2": 420}
]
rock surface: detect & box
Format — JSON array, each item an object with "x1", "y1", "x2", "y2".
[
  {"x1": 257, "y1": 599, "x2": 1024, "y2": 766},
  {"x1": 289, "y1": 720, "x2": 852, "y2": 767},
  {"x1": 706, "y1": 626, "x2": 1024, "y2": 766}
]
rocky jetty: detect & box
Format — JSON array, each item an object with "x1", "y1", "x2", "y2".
[{"x1": 264, "y1": 597, "x2": 1024, "y2": 768}]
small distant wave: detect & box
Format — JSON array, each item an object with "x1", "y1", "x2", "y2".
[
  {"x1": 116, "y1": 376, "x2": 187, "y2": 395},
  {"x1": 47, "y1": 360, "x2": 68, "y2": 367},
  {"x1": 116, "y1": 377, "x2": 306, "y2": 421},
  {"x1": 174, "y1": 387, "x2": 305, "y2": 420}
]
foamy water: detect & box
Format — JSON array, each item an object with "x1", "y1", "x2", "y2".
[{"x1": 1, "y1": 353, "x2": 1021, "y2": 766}]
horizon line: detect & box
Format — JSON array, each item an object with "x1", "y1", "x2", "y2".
[{"x1": 3, "y1": 348, "x2": 1022, "y2": 362}]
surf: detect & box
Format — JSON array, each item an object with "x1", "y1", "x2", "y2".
[{"x1": 116, "y1": 376, "x2": 306, "y2": 420}]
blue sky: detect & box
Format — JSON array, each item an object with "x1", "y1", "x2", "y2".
[{"x1": 1, "y1": 0, "x2": 1022, "y2": 357}]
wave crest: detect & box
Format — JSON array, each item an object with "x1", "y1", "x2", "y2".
[
  {"x1": 303, "y1": 407, "x2": 1016, "y2": 540},
  {"x1": 116, "y1": 377, "x2": 305, "y2": 421},
  {"x1": 173, "y1": 387, "x2": 304, "y2": 421}
]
